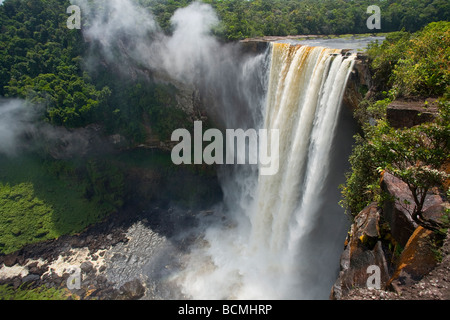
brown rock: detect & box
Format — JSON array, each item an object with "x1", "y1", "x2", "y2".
[
  {"x1": 380, "y1": 172, "x2": 445, "y2": 247},
  {"x1": 119, "y1": 279, "x2": 145, "y2": 300},
  {"x1": 331, "y1": 203, "x2": 390, "y2": 299},
  {"x1": 3, "y1": 252, "x2": 19, "y2": 267},
  {"x1": 381, "y1": 172, "x2": 417, "y2": 247},
  {"x1": 386, "y1": 99, "x2": 438, "y2": 129},
  {"x1": 388, "y1": 226, "x2": 439, "y2": 289},
  {"x1": 422, "y1": 202, "x2": 450, "y2": 226}
]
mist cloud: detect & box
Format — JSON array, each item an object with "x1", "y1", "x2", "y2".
[
  {"x1": 0, "y1": 99, "x2": 38, "y2": 156},
  {"x1": 72, "y1": 0, "x2": 220, "y2": 84},
  {"x1": 0, "y1": 99, "x2": 108, "y2": 159},
  {"x1": 70, "y1": 0, "x2": 268, "y2": 130}
]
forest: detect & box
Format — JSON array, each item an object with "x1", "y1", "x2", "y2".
[
  {"x1": 1, "y1": 0, "x2": 449, "y2": 137},
  {"x1": 147, "y1": 0, "x2": 450, "y2": 39}
]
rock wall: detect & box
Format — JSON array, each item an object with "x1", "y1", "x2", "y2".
[
  {"x1": 343, "y1": 52, "x2": 372, "y2": 111},
  {"x1": 331, "y1": 171, "x2": 449, "y2": 299},
  {"x1": 386, "y1": 99, "x2": 439, "y2": 129}
]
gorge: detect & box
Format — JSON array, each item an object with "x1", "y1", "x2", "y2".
[
  {"x1": 166, "y1": 42, "x2": 358, "y2": 300},
  {"x1": 0, "y1": 1, "x2": 366, "y2": 300},
  {"x1": 2, "y1": 0, "x2": 448, "y2": 302}
]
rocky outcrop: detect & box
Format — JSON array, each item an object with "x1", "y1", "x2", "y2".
[
  {"x1": 386, "y1": 99, "x2": 439, "y2": 129},
  {"x1": 0, "y1": 203, "x2": 215, "y2": 300},
  {"x1": 381, "y1": 171, "x2": 446, "y2": 247},
  {"x1": 332, "y1": 171, "x2": 449, "y2": 300},
  {"x1": 343, "y1": 53, "x2": 372, "y2": 111},
  {"x1": 388, "y1": 226, "x2": 439, "y2": 291},
  {"x1": 330, "y1": 203, "x2": 391, "y2": 299},
  {"x1": 380, "y1": 172, "x2": 418, "y2": 247}
]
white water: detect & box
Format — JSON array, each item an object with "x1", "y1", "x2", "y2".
[{"x1": 175, "y1": 43, "x2": 356, "y2": 300}]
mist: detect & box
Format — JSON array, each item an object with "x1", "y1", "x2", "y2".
[
  {"x1": 64, "y1": 0, "x2": 355, "y2": 300},
  {"x1": 0, "y1": 99, "x2": 37, "y2": 156},
  {"x1": 72, "y1": 0, "x2": 218, "y2": 83},
  {"x1": 0, "y1": 98, "x2": 111, "y2": 159}
]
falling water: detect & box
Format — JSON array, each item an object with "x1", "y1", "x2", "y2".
[{"x1": 175, "y1": 43, "x2": 356, "y2": 300}]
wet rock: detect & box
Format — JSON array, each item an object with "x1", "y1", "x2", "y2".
[
  {"x1": 3, "y1": 252, "x2": 19, "y2": 267},
  {"x1": 119, "y1": 279, "x2": 145, "y2": 300},
  {"x1": 80, "y1": 261, "x2": 95, "y2": 274},
  {"x1": 21, "y1": 274, "x2": 40, "y2": 285},
  {"x1": 343, "y1": 53, "x2": 372, "y2": 111}
]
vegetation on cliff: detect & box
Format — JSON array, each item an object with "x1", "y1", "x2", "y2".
[
  {"x1": 0, "y1": 0, "x2": 448, "y2": 267},
  {"x1": 340, "y1": 22, "x2": 450, "y2": 232}
]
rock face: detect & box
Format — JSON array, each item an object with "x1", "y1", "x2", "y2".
[
  {"x1": 386, "y1": 99, "x2": 438, "y2": 129},
  {"x1": 331, "y1": 203, "x2": 390, "y2": 299},
  {"x1": 332, "y1": 171, "x2": 449, "y2": 300},
  {"x1": 388, "y1": 226, "x2": 438, "y2": 290},
  {"x1": 338, "y1": 229, "x2": 450, "y2": 300},
  {"x1": 381, "y1": 171, "x2": 446, "y2": 247},
  {"x1": 343, "y1": 53, "x2": 372, "y2": 111},
  {"x1": 380, "y1": 172, "x2": 418, "y2": 247}
]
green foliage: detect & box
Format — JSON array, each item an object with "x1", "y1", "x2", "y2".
[
  {"x1": 0, "y1": 284, "x2": 72, "y2": 300},
  {"x1": 368, "y1": 21, "x2": 450, "y2": 98},
  {"x1": 366, "y1": 31, "x2": 412, "y2": 95},
  {"x1": 0, "y1": 155, "x2": 125, "y2": 254},
  {"x1": 147, "y1": 84, "x2": 193, "y2": 140},
  {"x1": 85, "y1": 159, "x2": 125, "y2": 211},
  {"x1": 0, "y1": 0, "x2": 110, "y2": 127},
  {"x1": 340, "y1": 134, "x2": 382, "y2": 215},
  {"x1": 391, "y1": 22, "x2": 450, "y2": 97},
  {"x1": 438, "y1": 208, "x2": 450, "y2": 236},
  {"x1": 92, "y1": 69, "x2": 192, "y2": 143},
  {"x1": 341, "y1": 112, "x2": 449, "y2": 217},
  {"x1": 145, "y1": 0, "x2": 450, "y2": 40},
  {"x1": 342, "y1": 22, "x2": 450, "y2": 218},
  {"x1": 0, "y1": 182, "x2": 57, "y2": 254}
]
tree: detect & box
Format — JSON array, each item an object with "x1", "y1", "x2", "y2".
[{"x1": 372, "y1": 117, "x2": 449, "y2": 231}]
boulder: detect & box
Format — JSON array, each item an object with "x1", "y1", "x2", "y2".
[
  {"x1": 80, "y1": 261, "x2": 95, "y2": 275},
  {"x1": 388, "y1": 226, "x2": 439, "y2": 290},
  {"x1": 21, "y1": 274, "x2": 41, "y2": 285},
  {"x1": 422, "y1": 202, "x2": 450, "y2": 226},
  {"x1": 381, "y1": 172, "x2": 418, "y2": 247},
  {"x1": 2, "y1": 252, "x2": 19, "y2": 267},
  {"x1": 331, "y1": 203, "x2": 390, "y2": 299},
  {"x1": 119, "y1": 279, "x2": 145, "y2": 300}
]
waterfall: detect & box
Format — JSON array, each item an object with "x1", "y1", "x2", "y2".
[{"x1": 176, "y1": 43, "x2": 356, "y2": 300}]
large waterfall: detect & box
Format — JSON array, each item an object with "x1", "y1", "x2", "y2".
[{"x1": 175, "y1": 43, "x2": 356, "y2": 300}]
